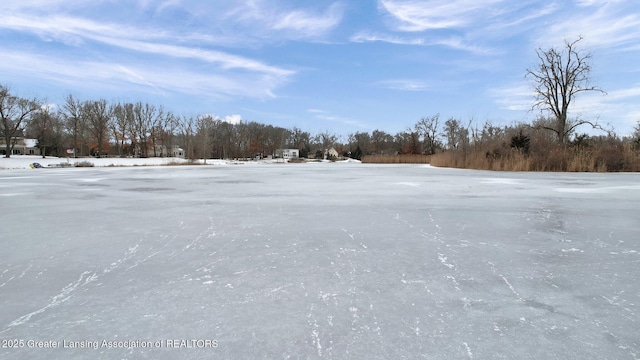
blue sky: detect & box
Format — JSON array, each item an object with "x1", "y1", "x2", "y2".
[{"x1": 1, "y1": 0, "x2": 639, "y2": 138}]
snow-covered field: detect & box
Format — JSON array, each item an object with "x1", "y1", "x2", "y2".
[
  {"x1": 1, "y1": 162, "x2": 639, "y2": 359},
  {"x1": 0, "y1": 155, "x2": 262, "y2": 169}
]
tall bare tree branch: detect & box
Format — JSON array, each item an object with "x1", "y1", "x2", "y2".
[
  {"x1": 526, "y1": 36, "x2": 606, "y2": 144},
  {"x1": 0, "y1": 85, "x2": 42, "y2": 157}
]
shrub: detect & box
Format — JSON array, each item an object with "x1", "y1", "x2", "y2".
[
  {"x1": 74, "y1": 161, "x2": 95, "y2": 167},
  {"x1": 510, "y1": 130, "x2": 530, "y2": 155}
]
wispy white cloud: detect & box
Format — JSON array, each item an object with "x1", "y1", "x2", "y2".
[
  {"x1": 350, "y1": 31, "x2": 494, "y2": 55},
  {"x1": 574, "y1": 0, "x2": 625, "y2": 7},
  {"x1": 370, "y1": 0, "x2": 540, "y2": 54},
  {"x1": 0, "y1": 9, "x2": 296, "y2": 99},
  {"x1": 1, "y1": 49, "x2": 285, "y2": 100},
  {"x1": 2, "y1": 0, "x2": 345, "y2": 45},
  {"x1": 307, "y1": 108, "x2": 369, "y2": 129},
  {"x1": 571, "y1": 84, "x2": 640, "y2": 130},
  {"x1": 1, "y1": 0, "x2": 94, "y2": 11},
  {"x1": 376, "y1": 79, "x2": 428, "y2": 91},
  {"x1": 535, "y1": 2, "x2": 640, "y2": 50},
  {"x1": 485, "y1": 3, "x2": 558, "y2": 32},
  {"x1": 272, "y1": 3, "x2": 344, "y2": 38},
  {"x1": 487, "y1": 83, "x2": 533, "y2": 112},
  {"x1": 350, "y1": 31, "x2": 425, "y2": 45},
  {"x1": 223, "y1": 1, "x2": 344, "y2": 40},
  {"x1": 378, "y1": 0, "x2": 505, "y2": 31},
  {"x1": 0, "y1": 13, "x2": 292, "y2": 76},
  {"x1": 432, "y1": 37, "x2": 497, "y2": 55},
  {"x1": 606, "y1": 85, "x2": 640, "y2": 101},
  {"x1": 155, "y1": 0, "x2": 184, "y2": 13},
  {"x1": 0, "y1": 0, "x2": 346, "y2": 83},
  {"x1": 99, "y1": 37, "x2": 293, "y2": 77}
]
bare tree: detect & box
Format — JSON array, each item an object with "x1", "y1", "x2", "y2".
[
  {"x1": 246, "y1": 121, "x2": 267, "y2": 158},
  {"x1": 526, "y1": 37, "x2": 606, "y2": 144},
  {"x1": 415, "y1": 114, "x2": 441, "y2": 154},
  {"x1": 218, "y1": 121, "x2": 238, "y2": 159},
  {"x1": 348, "y1": 131, "x2": 371, "y2": 155},
  {"x1": 110, "y1": 102, "x2": 134, "y2": 157},
  {"x1": 264, "y1": 125, "x2": 290, "y2": 158},
  {"x1": 84, "y1": 99, "x2": 111, "y2": 157},
  {"x1": 160, "y1": 111, "x2": 179, "y2": 157},
  {"x1": 443, "y1": 118, "x2": 467, "y2": 150},
  {"x1": 27, "y1": 106, "x2": 64, "y2": 157},
  {"x1": 395, "y1": 129, "x2": 420, "y2": 155},
  {"x1": 178, "y1": 116, "x2": 196, "y2": 159},
  {"x1": 60, "y1": 94, "x2": 86, "y2": 157},
  {"x1": 132, "y1": 102, "x2": 161, "y2": 157},
  {"x1": 0, "y1": 85, "x2": 42, "y2": 157},
  {"x1": 315, "y1": 131, "x2": 338, "y2": 151},
  {"x1": 147, "y1": 105, "x2": 165, "y2": 157},
  {"x1": 232, "y1": 121, "x2": 249, "y2": 159},
  {"x1": 479, "y1": 121, "x2": 505, "y2": 144},
  {"x1": 371, "y1": 129, "x2": 394, "y2": 155},
  {"x1": 289, "y1": 127, "x2": 311, "y2": 157},
  {"x1": 196, "y1": 115, "x2": 215, "y2": 162}
]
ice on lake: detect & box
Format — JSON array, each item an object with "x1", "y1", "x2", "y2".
[{"x1": 1, "y1": 163, "x2": 639, "y2": 359}]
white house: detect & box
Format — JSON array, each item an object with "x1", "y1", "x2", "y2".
[
  {"x1": 170, "y1": 146, "x2": 185, "y2": 158},
  {"x1": 0, "y1": 137, "x2": 40, "y2": 156},
  {"x1": 326, "y1": 147, "x2": 339, "y2": 159},
  {"x1": 276, "y1": 148, "x2": 299, "y2": 159},
  {"x1": 149, "y1": 144, "x2": 185, "y2": 158}
]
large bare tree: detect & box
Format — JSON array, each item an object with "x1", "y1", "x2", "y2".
[
  {"x1": 178, "y1": 116, "x2": 197, "y2": 160},
  {"x1": 415, "y1": 114, "x2": 441, "y2": 155},
  {"x1": 28, "y1": 106, "x2": 64, "y2": 157},
  {"x1": 84, "y1": 99, "x2": 111, "y2": 156},
  {"x1": 526, "y1": 37, "x2": 605, "y2": 144},
  {"x1": 196, "y1": 115, "x2": 215, "y2": 162},
  {"x1": 61, "y1": 94, "x2": 86, "y2": 157},
  {"x1": 288, "y1": 127, "x2": 311, "y2": 157},
  {"x1": 371, "y1": 129, "x2": 394, "y2": 155},
  {"x1": 443, "y1": 118, "x2": 469, "y2": 150},
  {"x1": 110, "y1": 102, "x2": 134, "y2": 157},
  {"x1": 315, "y1": 131, "x2": 338, "y2": 151},
  {"x1": 0, "y1": 85, "x2": 42, "y2": 157}
]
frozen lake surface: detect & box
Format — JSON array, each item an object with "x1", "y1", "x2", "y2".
[{"x1": 1, "y1": 164, "x2": 639, "y2": 359}]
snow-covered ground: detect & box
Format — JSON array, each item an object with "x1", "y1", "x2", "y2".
[
  {"x1": 0, "y1": 155, "x2": 281, "y2": 169},
  {"x1": 1, "y1": 163, "x2": 639, "y2": 359},
  {"x1": 0, "y1": 155, "x2": 362, "y2": 170}
]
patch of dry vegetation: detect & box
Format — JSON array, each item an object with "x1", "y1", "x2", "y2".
[
  {"x1": 164, "y1": 159, "x2": 201, "y2": 166},
  {"x1": 431, "y1": 128, "x2": 640, "y2": 172},
  {"x1": 361, "y1": 154, "x2": 431, "y2": 164}
]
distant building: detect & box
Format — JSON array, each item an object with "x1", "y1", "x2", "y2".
[
  {"x1": 276, "y1": 148, "x2": 299, "y2": 159},
  {"x1": 326, "y1": 147, "x2": 339, "y2": 159},
  {"x1": 149, "y1": 144, "x2": 185, "y2": 158},
  {"x1": 0, "y1": 137, "x2": 40, "y2": 156},
  {"x1": 170, "y1": 146, "x2": 185, "y2": 158}
]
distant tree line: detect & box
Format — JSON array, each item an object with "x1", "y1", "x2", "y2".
[
  {"x1": 2, "y1": 37, "x2": 640, "y2": 170},
  {"x1": 0, "y1": 84, "x2": 490, "y2": 161},
  {"x1": 2, "y1": 83, "x2": 640, "y2": 170},
  {"x1": 1, "y1": 88, "x2": 317, "y2": 159}
]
